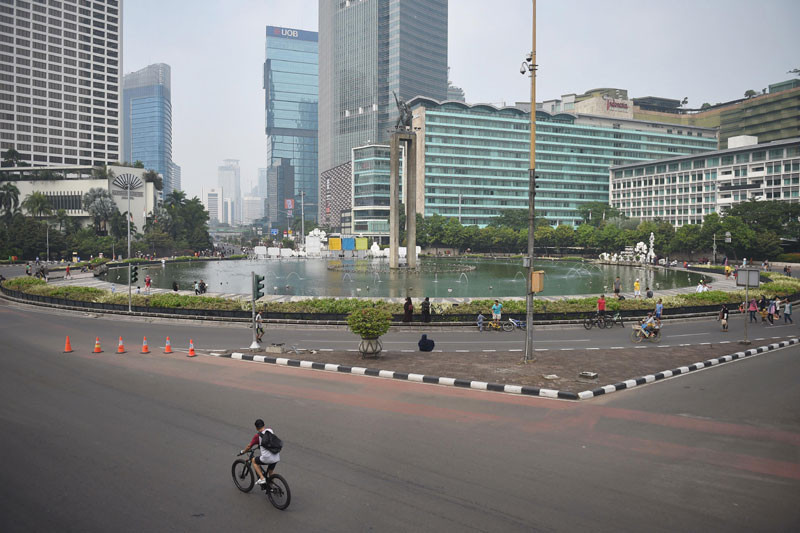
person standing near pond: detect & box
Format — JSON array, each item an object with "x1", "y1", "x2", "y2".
[
  {"x1": 613, "y1": 276, "x2": 622, "y2": 299},
  {"x1": 172, "y1": 281, "x2": 179, "y2": 292},
  {"x1": 491, "y1": 299, "x2": 503, "y2": 327},
  {"x1": 403, "y1": 297, "x2": 413, "y2": 322},
  {"x1": 633, "y1": 278, "x2": 641, "y2": 298},
  {"x1": 421, "y1": 297, "x2": 431, "y2": 323}
]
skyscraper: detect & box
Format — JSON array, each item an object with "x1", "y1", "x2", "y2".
[
  {"x1": 170, "y1": 161, "x2": 181, "y2": 192},
  {"x1": 264, "y1": 26, "x2": 318, "y2": 224},
  {"x1": 218, "y1": 159, "x2": 241, "y2": 224},
  {"x1": 0, "y1": 0, "x2": 122, "y2": 166},
  {"x1": 317, "y1": 0, "x2": 448, "y2": 205},
  {"x1": 201, "y1": 186, "x2": 223, "y2": 224},
  {"x1": 122, "y1": 63, "x2": 173, "y2": 197}
]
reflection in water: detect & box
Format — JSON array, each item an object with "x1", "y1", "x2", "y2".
[{"x1": 110, "y1": 258, "x2": 703, "y2": 299}]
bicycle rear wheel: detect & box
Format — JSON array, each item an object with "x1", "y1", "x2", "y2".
[
  {"x1": 231, "y1": 460, "x2": 254, "y2": 492},
  {"x1": 649, "y1": 329, "x2": 662, "y2": 343},
  {"x1": 583, "y1": 318, "x2": 594, "y2": 330},
  {"x1": 266, "y1": 474, "x2": 291, "y2": 510},
  {"x1": 596, "y1": 317, "x2": 606, "y2": 329},
  {"x1": 502, "y1": 321, "x2": 514, "y2": 332}
]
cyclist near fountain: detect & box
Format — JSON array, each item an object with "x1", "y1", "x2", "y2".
[
  {"x1": 641, "y1": 312, "x2": 657, "y2": 337},
  {"x1": 491, "y1": 300, "x2": 503, "y2": 327}
]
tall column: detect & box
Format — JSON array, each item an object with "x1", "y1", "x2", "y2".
[
  {"x1": 389, "y1": 134, "x2": 400, "y2": 269},
  {"x1": 406, "y1": 135, "x2": 417, "y2": 268}
]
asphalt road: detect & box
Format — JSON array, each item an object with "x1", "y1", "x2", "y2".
[{"x1": 1, "y1": 298, "x2": 799, "y2": 531}]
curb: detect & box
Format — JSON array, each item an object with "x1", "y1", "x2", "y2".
[
  {"x1": 208, "y1": 338, "x2": 800, "y2": 402},
  {"x1": 211, "y1": 351, "x2": 580, "y2": 401},
  {"x1": 576, "y1": 337, "x2": 800, "y2": 399}
]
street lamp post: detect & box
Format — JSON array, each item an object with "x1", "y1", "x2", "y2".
[
  {"x1": 520, "y1": 0, "x2": 537, "y2": 363},
  {"x1": 300, "y1": 191, "x2": 305, "y2": 247},
  {"x1": 127, "y1": 183, "x2": 132, "y2": 313}
]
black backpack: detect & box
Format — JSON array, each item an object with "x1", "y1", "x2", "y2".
[{"x1": 259, "y1": 430, "x2": 283, "y2": 454}]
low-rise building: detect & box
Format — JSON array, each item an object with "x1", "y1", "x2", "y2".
[
  {"x1": 0, "y1": 165, "x2": 158, "y2": 231},
  {"x1": 610, "y1": 137, "x2": 800, "y2": 226}
]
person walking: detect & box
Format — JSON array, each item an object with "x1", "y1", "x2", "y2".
[
  {"x1": 758, "y1": 295, "x2": 768, "y2": 323},
  {"x1": 476, "y1": 312, "x2": 486, "y2": 332},
  {"x1": 718, "y1": 304, "x2": 729, "y2": 332},
  {"x1": 613, "y1": 276, "x2": 622, "y2": 299},
  {"x1": 403, "y1": 297, "x2": 413, "y2": 322},
  {"x1": 767, "y1": 298, "x2": 776, "y2": 325},
  {"x1": 783, "y1": 297, "x2": 793, "y2": 324},
  {"x1": 194, "y1": 280, "x2": 200, "y2": 295},
  {"x1": 65, "y1": 263, "x2": 71, "y2": 279},
  {"x1": 654, "y1": 298, "x2": 663, "y2": 321},
  {"x1": 748, "y1": 298, "x2": 758, "y2": 323},
  {"x1": 145, "y1": 274, "x2": 151, "y2": 294},
  {"x1": 421, "y1": 297, "x2": 431, "y2": 323}
]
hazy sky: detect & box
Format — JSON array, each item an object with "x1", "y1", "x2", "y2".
[{"x1": 123, "y1": 0, "x2": 800, "y2": 201}]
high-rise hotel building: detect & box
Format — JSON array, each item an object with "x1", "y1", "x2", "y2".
[{"x1": 0, "y1": 0, "x2": 122, "y2": 166}]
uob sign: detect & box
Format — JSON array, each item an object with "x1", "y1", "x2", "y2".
[{"x1": 280, "y1": 28, "x2": 298, "y2": 38}]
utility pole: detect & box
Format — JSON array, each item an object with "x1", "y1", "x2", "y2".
[
  {"x1": 300, "y1": 191, "x2": 305, "y2": 247},
  {"x1": 127, "y1": 183, "x2": 131, "y2": 313},
  {"x1": 521, "y1": 0, "x2": 537, "y2": 363},
  {"x1": 713, "y1": 233, "x2": 717, "y2": 265}
]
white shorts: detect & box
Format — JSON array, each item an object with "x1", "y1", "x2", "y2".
[
  {"x1": 492, "y1": 313, "x2": 501, "y2": 320},
  {"x1": 257, "y1": 451, "x2": 280, "y2": 465},
  {"x1": 634, "y1": 290, "x2": 641, "y2": 296}
]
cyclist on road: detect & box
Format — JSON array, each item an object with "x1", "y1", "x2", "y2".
[
  {"x1": 641, "y1": 312, "x2": 657, "y2": 337},
  {"x1": 241, "y1": 419, "x2": 280, "y2": 486}
]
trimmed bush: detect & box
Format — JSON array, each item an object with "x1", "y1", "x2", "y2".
[{"x1": 347, "y1": 307, "x2": 392, "y2": 338}]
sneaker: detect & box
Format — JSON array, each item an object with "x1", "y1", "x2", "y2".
[{"x1": 256, "y1": 478, "x2": 267, "y2": 485}]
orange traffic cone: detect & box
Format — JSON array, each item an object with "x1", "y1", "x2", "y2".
[
  {"x1": 141, "y1": 336, "x2": 150, "y2": 354},
  {"x1": 92, "y1": 336, "x2": 103, "y2": 353},
  {"x1": 187, "y1": 339, "x2": 196, "y2": 357},
  {"x1": 63, "y1": 336, "x2": 73, "y2": 353},
  {"x1": 164, "y1": 336, "x2": 173, "y2": 354},
  {"x1": 116, "y1": 336, "x2": 126, "y2": 354}
]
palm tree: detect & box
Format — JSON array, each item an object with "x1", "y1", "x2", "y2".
[
  {"x1": 91, "y1": 165, "x2": 115, "y2": 181},
  {"x1": 55, "y1": 208, "x2": 69, "y2": 233},
  {"x1": 21, "y1": 191, "x2": 53, "y2": 219},
  {"x1": 0, "y1": 182, "x2": 20, "y2": 221},
  {"x1": 82, "y1": 187, "x2": 118, "y2": 234},
  {"x1": 164, "y1": 189, "x2": 187, "y2": 209}
]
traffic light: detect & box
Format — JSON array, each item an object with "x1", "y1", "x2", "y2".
[
  {"x1": 131, "y1": 264, "x2": 139, "y2": 284},
  {"x1": 254, "y1": 274, "x2": 265, "y2": 299}
]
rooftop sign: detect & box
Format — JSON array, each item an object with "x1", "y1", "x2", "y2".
[{"x1": 266, "y1": 26, "x2": 318, "y2": 42}]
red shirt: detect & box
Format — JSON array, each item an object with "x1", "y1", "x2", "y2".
[{"x1": 597, "y1": 298, "x2": 606, "y2": 311}]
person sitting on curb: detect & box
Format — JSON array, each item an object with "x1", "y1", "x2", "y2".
[{"x1": 418, "y1": 334, "x2": 434, "y2": 352}]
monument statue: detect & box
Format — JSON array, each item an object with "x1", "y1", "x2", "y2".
[{"x1": 393, "y1": 91, "x2": 413, "y2": 130}]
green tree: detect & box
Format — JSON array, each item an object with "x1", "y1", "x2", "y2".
[
  {"x1": 0, "y1": 182, "x2": 20, "y2": 221},
  {"x1": 534, "y1": 225, "x2": 555, "y2": 254},
  {"x1": 21, "y1": 191, "x2": 53, "y2": 219},
  {"x1": 91, "y1": 165, "x2": 115, "y2": 180},
  {"x1": 576, "y1": 202, "x2": 622, "y2": 227},
  {"x1": 1, "y1": 147, "x2": 25, "y2": 168},
  {"x1": 553, "y1": 224, "x2": 575, "y2": 252},
  {"x1": 669, "y1": 224, "x2": 702, "y2": 255},
  {"x1": 82, "y1": 187, "x2": 118, "y2": 235},
  {"x1": 143, "y1": 169, "x2": 163, "y2": 190},
  {"x1": 744, "y1": 89, "x2": 758, "y2": 98},
  {"x1": 575, "y1": 223, "x2": 598, "y2": 249},
  {"x1": 488, "y1": 209, "x2": 528, "y2": 231},
  {"x1": 441, "y1": 217, "x2": 465, "y2": 250}
]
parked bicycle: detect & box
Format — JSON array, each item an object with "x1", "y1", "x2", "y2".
[
  {"x1": 583, "y1": 313, "x2": 606, "y2": 330},
  {"x1": 231, "y1": 449, "x2": 291, "y2": 510},
  {"x1": 503, "y1": 318, "x2": 526, "y2": 331},
  {"x1": 482, "y1": 320, "x2": 505, "y2": 332},
  {"x1": 604, "y1": 312, "x2": 625, "y2": 328}
]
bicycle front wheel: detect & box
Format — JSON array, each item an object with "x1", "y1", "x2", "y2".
[
  {"x1": 266, "y1": 474, "x2": 291, "y2": 510},
  {"x1": 502, "y1": 321, "x2": 514, "y2": 332},
  {"x1": 630, "y1": 328, "x2": 643, "y2": 343},
  {"x1": 583, "y1": 318, "x2": 594, "y2": 330},
  {"x1": 231, "y1": 460, "x2": 254, "y2": 492},
  {"x1": 596, "y1": 317, "x2": 606, "y2": 329}
]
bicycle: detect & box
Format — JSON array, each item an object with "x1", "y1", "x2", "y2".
[
  {"x1": 482, "y1": 320, "x2": 504, "y2": 332},
  {"x1": 583, "y1": 313, "x2": 606, "y2": 330},
  {"x1": 630, "y1": 322, "x2": 662, "y2": 343},
  {"x1": 604, "y1": 312, "x2": 624, "y2": 328},
  {"x1": 503, "y1": 318, "x2": 526, "y2": 332},
  {"x1": 231, "y1": 449, "x2": 291, "y2": 510}
]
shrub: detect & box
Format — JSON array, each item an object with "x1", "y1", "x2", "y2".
[
  {"x1": 777, "y1": 253, "x2": 800, "y2": 263},
  {"x1": 2, "y1": 277, "x2": 46, "y2": 291},
  {"x1": 347, "y1": 307, "x2": 392, "y2": 338}
]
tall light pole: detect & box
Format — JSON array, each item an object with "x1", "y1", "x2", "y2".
[
  {"x1": 520, "y1": 0, "x2": 537, "y2": 363},
  {"x1": 300, "y1": 191, "x2": 305, "y2": 247},
  {"x1": 127, "y1": 182, "x2": 132, "y2": 313}
]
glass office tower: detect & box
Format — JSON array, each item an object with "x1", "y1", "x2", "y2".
[
  {"x1": 264, "y1": 26, "x2": 318, "y2": 223},
  {"x1": 318, "y1": 0, "x2": 448, "y2": 212},
  {"x1": 122, "y1": 63, "x2": 173, "y2": 197}
]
